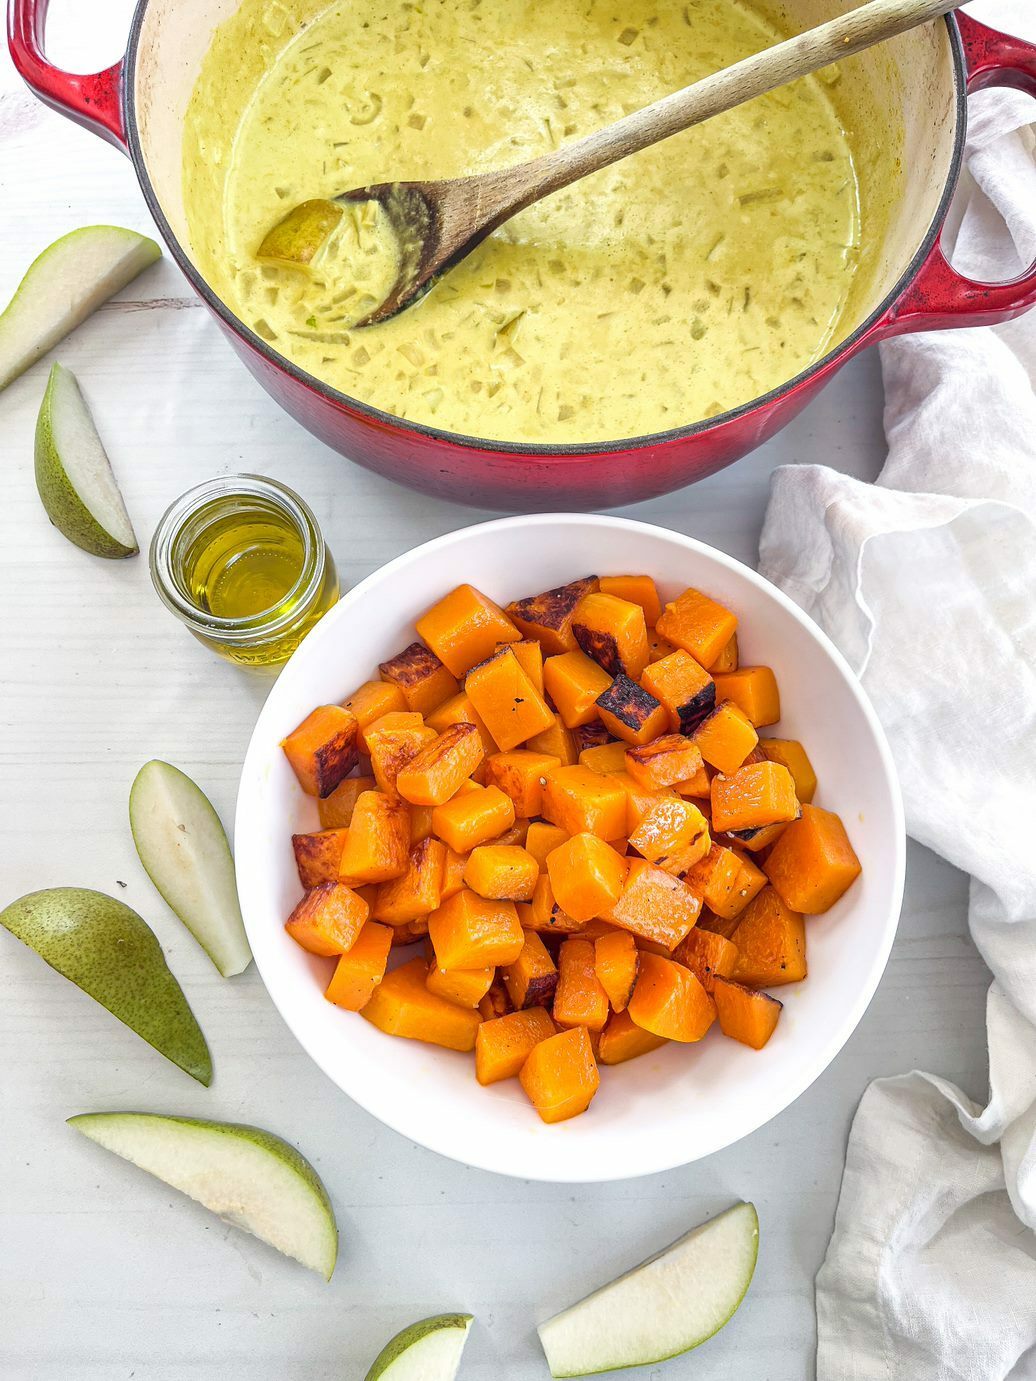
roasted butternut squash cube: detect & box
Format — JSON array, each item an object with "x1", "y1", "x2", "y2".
[
  {"x1": 395, "y1": 722, "x2": 485, "y2": 806},
  {"x1": 324, "y1": 921, "x2": 393, "y2": 1010},
  {"x1": 317, "y1": 774, "x2": 377, "y2": 829},
  {"x1": 522, "y1": 873, "x2": 584, "y2": 935},
  {"x1": 541, "y1": 764, "x2": 627, "y2": 840},
  {"x1": 414, "y1": 583, "x2": 520, "y2": 676},
  {"x1": 371, "y1": 837, "x2": 446, "y2": 923},
  {"x1": 464, "y1": 843, "x2": 539, "y2": 901},
  {"x1": 595, "y1": 674, "x2": 669, "y2": 747},
  {"x1": 604, "y1": 857, "x2": 702, "y2": 950},
  {"x1": 599, "y1": 574, "x2": 662, "y2": 627},
  {"x1": 483, "y1": 749, "x2": 559, "y2": 817},
  {"x1": 390, "y1": 917, "x2": 431, "y2": 947},
  {"x1": 546, "y1": 833, "x2": 627, "y2": 924},
  {"x1": 465, "y1": 646, "x2": 554, "y2": 751},
  {"x1": 656, "y1": 588, "x2": 738, "y2": 670},
  {"x1": 431, "y1": 783, "x2": 515, "y2": 853},
  {"x1": 648, "y1": 629, "x2": 677, "y2": 663},
  {"x1": 693, "y1": 700, "x2": 759, "y2": 775},
  {"x1": 640, "y1": 650, "x2": 716, "y2": 734},
  {"x1": 525, "y1": 821, "x2": 570, "y2": 870},
  {"x1": 525, "y1": 712, "x2": 578, "y2": 765},
  {"x1": 426, "y1": 690, "x2": 498, "y2": 754},
  {"x1": 716, "y1": 850, "x2": 768, "y2": 920},
  {"x1": 712, "y1": 633, "x2": 740, "y2": 673},
  {"x1": 681, "y1": 843, "x2": 743, "y2": 914},
  {"x1": 543, "y1": 649, "x2": 613, "y2": 729},
  {"x1": 593, "y1": 929, "x2": 639, "y2": 1012},
  {"x1": 572, "y1": 719, "x2": 610, "y2": 753},
  {"x1": 502, "y1": 929, "x2": 558, "y2": 1009},
  {"x1": 281, "y1": 705, "x2": 360, "y2": 798},
  {"x1": 673, "y1": 759, "x2": 712, "y2": 800},
  {"x1": 763, "y1": 804, "x2": 861, "y2": 913},
  {"x1": 553, "y1": 937, "x2": 610, "y2": 1031},
  {"x1": 571, "y1": 591, "x2": 650, "y2": 680},
  {"x1": 285, "y1": 881, "x2": 369, "y2": 956},
  {"x1": 365, "y1": 711, "x2": 437, "y2": 799},
  {"x1": 711, "y1": 760, "x2": 799, "y2": 834},
  {"x1": 379, "y1": 642, "x2": 459, "y2": 717},
  {"x1": 476, "y1": 1007, "x2": 556, "y2": 1084},
  {"x1": 628, "y1": 797, "x2": 710, "y2": 873},
  {"x1": 478, "y1": 978, "x2": 514, "y2": 1021},
  {"x1": 730, "y1": 886, "x2": 807, "y2": 987},
  {"x1": 628, "y1": 953, "x2": 716, "y2": 1042},
  {"x1": 759, "y1": 738, "x2": 817, "y2": 804},
  {"x1": 361, "y1": 957, "x2": 481, "y2": 1051},
  {"x1": 440, "y1": 846, "x2": 469, "y2": 900},
  {"x1": 579, "y1": 740, "x2": 628, "y2": 775},
  {"x1": 339, "y1": 791, "x2": 411, "y2": 882},
  {"x1": 719, "y1": 821, "x2": 791, "y2": 854},
  {"x1": 598, "y1": 1008, "x2": 667, "y2": 1065},
  {"x1": 625, "y1": 733, "x2": 704, "y2": 790},
  {"x1": 712, "y1": 976, "x2": 782, "y2": 1048},
  {"x1": 519, "y1": 1025, "x2": 600, "y2": 1123},
  {"x1": 505, "y1": 576, "x2": 599, "y2": 655},
  {"x1": 713, "y1": 666, "x2": 781, "y2": 727},
  {"x1": 610, "y1": 772, "x2": 676, "y2": 834},
  {"x1": 507, "y1": 638, "x2": 545, "y2": 694},
  {"x1": 294, "y1": 831, "x2": 351, "y2": 894},
  {"x1": 672, "y1": 927, "x2": 739, "y2": 993},
  {"x1": 342, "y1": 681, "x2": 407, "y2": 749},
  {"x1": 428, "y1": 888, "x2": 524, "y2": 970},
  {"x1": 426, "y1": 962, "x2": 496, "y2": 1008}
]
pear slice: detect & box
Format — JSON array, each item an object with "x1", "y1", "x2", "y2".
[
  {"x1": 68, "y1": 1112, "x2": 338, "y2": 1280},
  {"x1": 0, "y1": 888, "x2": 211, "y2": 1085},
  {"x1": 35, "y1": 363, "x2": 138, "y2": 558},
  {"x1": 538, "y1": 1202, "x2": 758, "y2": 1377},
  {"x1": 365, "y1": 1314, "x2": 474, "y2": 1380},
  {"x1": 257, "y1": 199, "x2": 344, "y2": 269},
  {"x1": 130, "y1": 761, "x2": 252, "y2": 978},
  {"x1": 0, "y1": 225, "x2": 160, "y2": 392}
]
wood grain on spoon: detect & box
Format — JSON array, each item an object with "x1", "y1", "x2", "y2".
[{"x1": 331, "y1": 0, "x2": 961, "y2": 325}]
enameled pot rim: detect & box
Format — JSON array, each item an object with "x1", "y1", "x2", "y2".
[{"x1": 122, "y1": 9, "x2": 967, "y2": 461}]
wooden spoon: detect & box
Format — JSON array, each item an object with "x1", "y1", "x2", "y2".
[{"x1": 303, "y1": 0, "x2": 962, "y2": 326}]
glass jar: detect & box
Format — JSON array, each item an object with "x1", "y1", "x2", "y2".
[{"x1": 150, "y1": 474, "x2": 340, "y2": 667}]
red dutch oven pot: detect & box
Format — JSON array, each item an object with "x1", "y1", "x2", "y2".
[{"x1": 9, "y1": 0, "x2": 1036, "y2": 510}]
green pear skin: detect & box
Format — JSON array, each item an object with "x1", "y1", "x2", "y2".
[
  {"x1": 35, "y1": 362, "x2": 138, "y2": 558},
  {"x1": 365, "y1": 1314, "x2": 474, "y2": 1380},
  {"x1": 0, "y1": 888, "x2": 211, "y2": 1085}
]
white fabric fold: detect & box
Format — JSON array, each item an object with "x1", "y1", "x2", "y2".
[{"x1": 756, "y1": 4, "x2": 1036, "y2": 1375}]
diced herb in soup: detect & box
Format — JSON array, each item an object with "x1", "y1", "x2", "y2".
[{"x1": 184, "y1": 0, "x2": 863, "y2": 443}]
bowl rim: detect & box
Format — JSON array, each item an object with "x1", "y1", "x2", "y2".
[
  {"x1": 123, "y1": 9, "x2": 966, "y2": 460},
  {"x1": 234, "y1": 513, "x2": 906, "y2": 1181}
]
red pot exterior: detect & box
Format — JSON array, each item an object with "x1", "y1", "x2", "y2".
[{"x1": 9, "y1": 2, "x2": 1036, "y2": 509}]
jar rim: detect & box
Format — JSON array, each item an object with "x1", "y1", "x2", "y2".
[{"x1": 149, "y1": 474, "x2": 328, "y2": 644}]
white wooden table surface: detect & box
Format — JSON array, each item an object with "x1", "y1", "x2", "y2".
[{"x1": 0, "y1": 5, "x2": 993, "y2": 1378}]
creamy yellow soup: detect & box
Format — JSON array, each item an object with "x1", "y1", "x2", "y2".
[{"x1": 184, "y1": 0, "x2": 862, "y2": 443}]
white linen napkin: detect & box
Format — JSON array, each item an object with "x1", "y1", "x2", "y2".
[{"x1": 756, "y1": 4, "x2": 1036, "y2": 1376}]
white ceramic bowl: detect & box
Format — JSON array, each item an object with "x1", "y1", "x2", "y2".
[{"x1": 235, "y1": 515, "x2": 905, "y2": 1182}]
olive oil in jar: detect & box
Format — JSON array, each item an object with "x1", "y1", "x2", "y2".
[{"x1": 150, "y1": 476, "x2": 340, "y2": 666}]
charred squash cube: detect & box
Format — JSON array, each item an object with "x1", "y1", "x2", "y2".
[
  {"x1": 571, "y1": 591, "x2": 650, "y2": 679},
  {"x1": 281, "y1": 705, "x2": 360, "y2": 798},
  {"x1": 379, "y1": 642, "x2": 459, "y2": 717},
  {"x1": 573, "y1": 720, "x2": 611, "y2": 754},
  {"x1": 505, "y1": 576, "x2": 599, "y2": 655},
  {"x1": 292, "y1": 828, "x2": 350, "y2": 889},
  {"x1": 595, "y1": 673, "x2": 669, "y2": 746},
  {"x1": 640, "y1": 650, "x2": 716, "y2": 733}
]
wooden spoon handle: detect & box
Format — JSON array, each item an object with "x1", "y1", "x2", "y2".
[{"x1": 498, "y1": 0, "x2": 961, "y2": 213}]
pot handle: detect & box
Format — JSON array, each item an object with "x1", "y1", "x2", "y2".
[
  {"x1": 7, "y1": 0, "x2": 127, "y2": 149},
  {"x1": 878, "y1": 14, "x2": 1036, "y2": 338}
]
